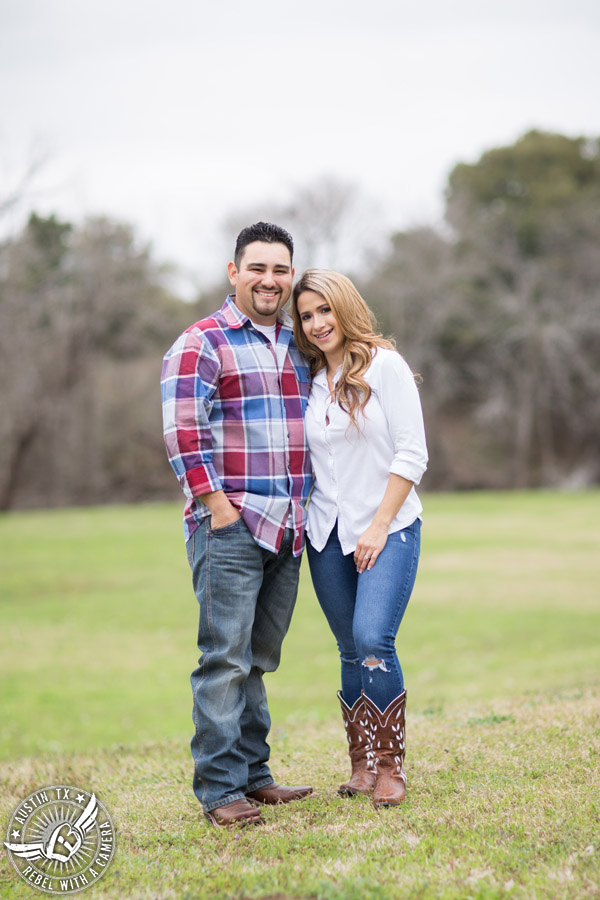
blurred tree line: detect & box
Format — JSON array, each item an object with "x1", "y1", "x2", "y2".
[
  {"x1": 0, "y1": 215, "x2": 191, "y2": 509},
  {"x1": 1, "y1": 130, "x2": 599, "y2": 510}
]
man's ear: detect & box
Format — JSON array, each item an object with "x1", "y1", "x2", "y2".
[{"x1": 227, "y1": 261, "x2": 237, "y2": 286}]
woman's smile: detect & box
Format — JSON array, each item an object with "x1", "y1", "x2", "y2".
[{"x1": 313, "y1": 327, "x2": 334, "y2": 342}]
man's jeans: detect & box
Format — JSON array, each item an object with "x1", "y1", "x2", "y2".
[
  {"x1": 186, "y1": 516, "x2": 301, "y2": 812},
  {"x1": 306, "y1": 519, "x2": 421, "y2": 712}
]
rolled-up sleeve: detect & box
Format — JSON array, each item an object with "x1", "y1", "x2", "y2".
[
  {"x1": 377, "y1": 353, "x2": 428, "y2": 485},
  {"x1": 161, "y1": 330, "x2": 223, "y2": 500}
]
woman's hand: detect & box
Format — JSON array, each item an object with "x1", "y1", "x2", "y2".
[
  {"x1": 354, "y1": 522, "x2": 389, "y2": 573},
  {"x1": 353, "y1": 474, "x2": 414, "y2": 573}
]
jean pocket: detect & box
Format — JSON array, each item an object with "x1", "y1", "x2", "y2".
[{"x1": 208, "y1": 516, "x2": 245, "y2": 535}]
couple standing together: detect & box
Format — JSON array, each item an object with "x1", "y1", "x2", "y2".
[{"x1": 161, "y1": 222, "x2": 428, "y2": 827}]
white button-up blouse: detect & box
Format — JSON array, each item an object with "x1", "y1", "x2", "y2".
[{"x1": 305, "y1": 347, "x2": 428, "y2": 555}]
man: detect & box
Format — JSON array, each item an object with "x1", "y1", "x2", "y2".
[{"x1": 161, "y1": 222, "x2": 313, "y2": 827}]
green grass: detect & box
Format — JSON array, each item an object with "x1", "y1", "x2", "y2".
[{"x1": 1, "y1": 491, "x2": 599, "y2": 899}]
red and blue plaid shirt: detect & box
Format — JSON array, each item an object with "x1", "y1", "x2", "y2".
[{"x1": 161, "y1": 295, "x2": 312, "y2": 556}]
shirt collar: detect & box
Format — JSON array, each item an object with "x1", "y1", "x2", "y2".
[
  {"x1": 313, "y1": 368, "x2": 328, "y2": 388},
  {"x1": 222, "y1": 294, "x2": 293, "y2": 331},
  {"x1": 313, "y1": 365, "x2": 342, "y2": 389}
]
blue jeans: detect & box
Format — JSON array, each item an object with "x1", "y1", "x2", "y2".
[
  {"x1": 306, "y1": 519, "x2": 421, "y2": 712},
  {"x1": 186, "y1": 516, "x2": 301, "y2": 812}
]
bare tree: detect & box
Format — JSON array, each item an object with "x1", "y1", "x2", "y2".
[
  {"x1": 221, "y1": 175, "x2": 383, "y2": 276},
  {"x1": 0, "y1": 213, "x2": 188, "y2": 509}
]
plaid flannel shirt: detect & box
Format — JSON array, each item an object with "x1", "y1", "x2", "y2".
[{"x1": 161, "y1": 295, "x2": 312, "y2": 556}]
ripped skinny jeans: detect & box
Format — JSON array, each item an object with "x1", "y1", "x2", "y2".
[{"x1": 306, "y1": 518, "x2": 421, "y2": 712}]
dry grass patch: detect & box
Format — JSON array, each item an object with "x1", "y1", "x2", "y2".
[{"x1": 1, "y1": 688, "x2": 598, "y2": 900}]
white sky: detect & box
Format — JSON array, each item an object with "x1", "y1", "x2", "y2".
[{"x1": 1, "y1": 0, "x2": 599, "y2": 294}]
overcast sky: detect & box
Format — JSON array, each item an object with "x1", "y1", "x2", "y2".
[{"x1": 1, "y1": 0, "x2": 599, "y2": 293}]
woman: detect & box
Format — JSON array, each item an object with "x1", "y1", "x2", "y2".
[{"x1": 292, "y1": 270, "x2": 428, "y2": 808}]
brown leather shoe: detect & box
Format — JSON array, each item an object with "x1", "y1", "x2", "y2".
[
  {"x1": 204, "y1": 798, "x2": 264, "y2": 826},
  {"x1": 362, "y1": 689, "x2": 408, "y2": 807},
  {"x1": 246, "y1": 782, "x2": 313, "y2": 805},
  {"x1": 337, "y1": 691, "x2": 377, "y2": 796}
]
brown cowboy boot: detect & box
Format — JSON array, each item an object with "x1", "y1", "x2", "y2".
[
  {"x1": 362, "y1": 689, "x2": 407, "y2": 807},
  {"x1": 204, "y1": 798, "x2": 264, "y2": 827},
  {"x1": 246, "y1": 782, "x2": 313, "y2": 804},
  {"x1": 337, "y1": 691, "x2": 377, "y2": 796}
]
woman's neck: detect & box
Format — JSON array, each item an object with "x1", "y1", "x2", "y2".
[{"x1": 324, "y1": 349, "x2": 344, "y2": 378}]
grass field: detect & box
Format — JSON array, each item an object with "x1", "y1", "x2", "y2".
[{"x1": 1, "y1": 490, "x2": 599, "y2": 899}]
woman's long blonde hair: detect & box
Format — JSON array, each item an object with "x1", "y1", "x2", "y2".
[{"x1": 292, "y1": 269, "x2": 396, "y2": 429}]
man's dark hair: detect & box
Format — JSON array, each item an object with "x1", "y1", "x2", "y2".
[{"x1": 234, "y1": 222, "x2": 294, "y2": 267}]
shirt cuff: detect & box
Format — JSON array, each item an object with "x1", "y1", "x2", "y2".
[
  {"x1": 184, "y1": 463, "x2": 223, "y2": 498},
  {"x1": 390, "y1": 458, "x2": 427, "y2": 486}
]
